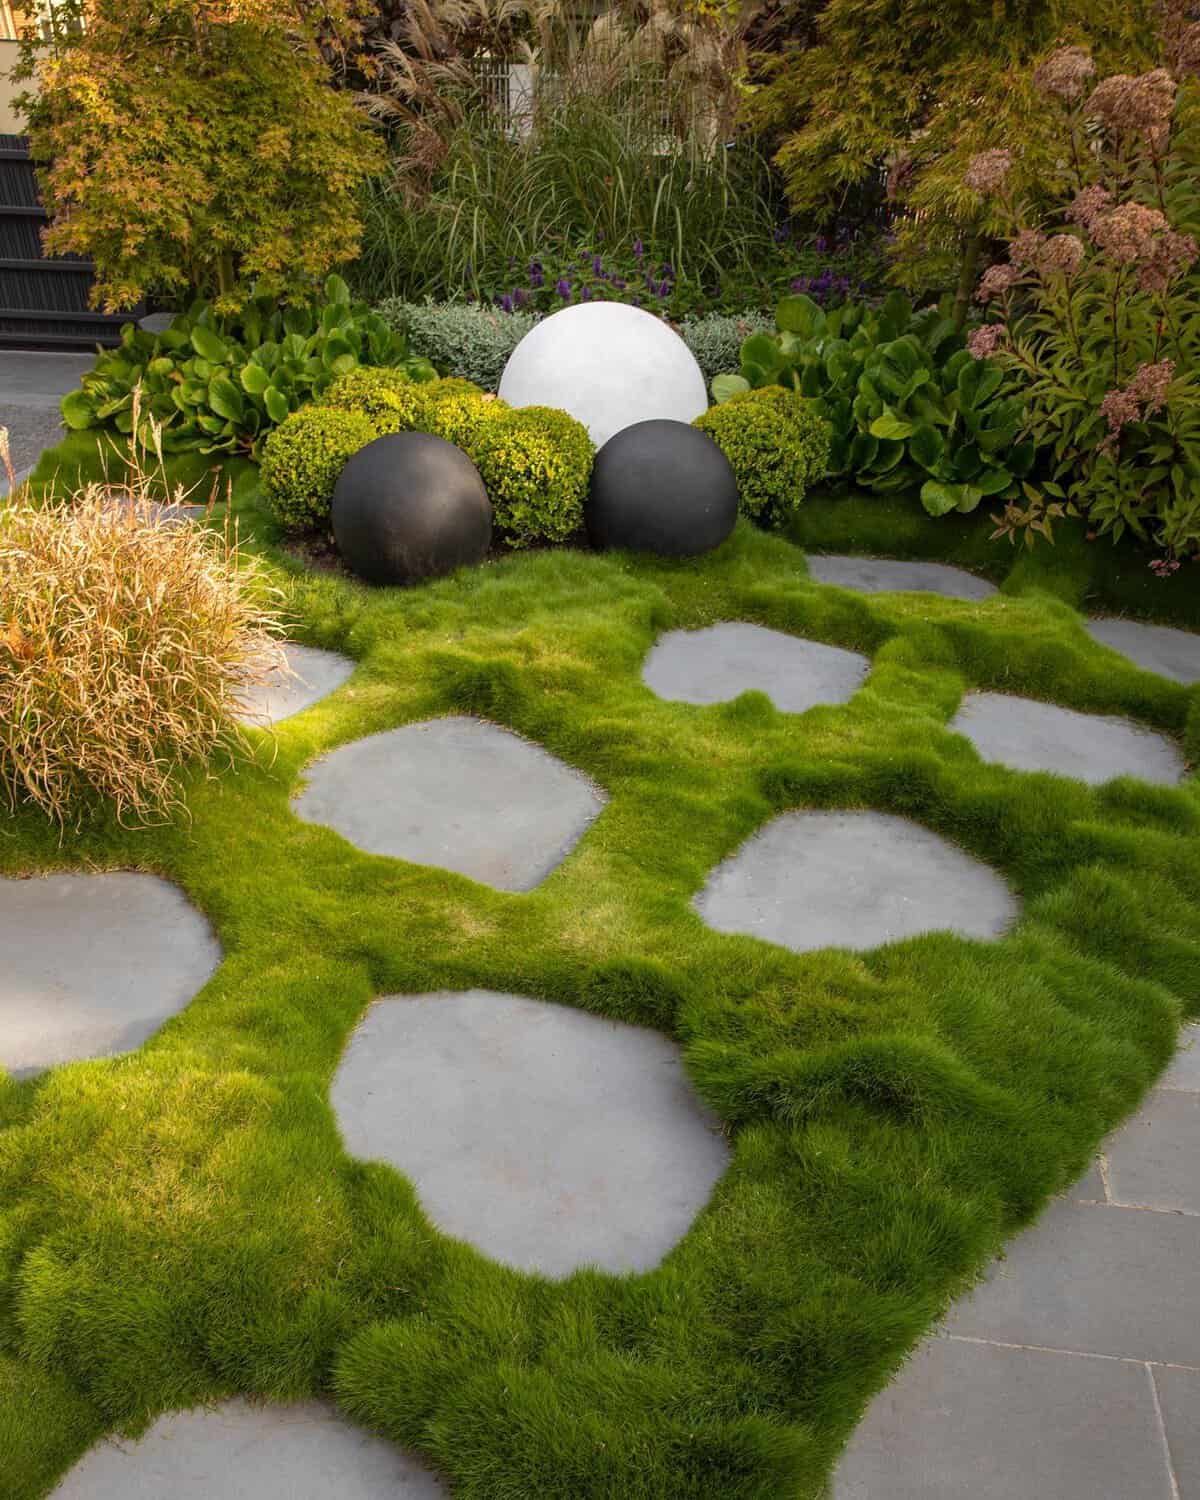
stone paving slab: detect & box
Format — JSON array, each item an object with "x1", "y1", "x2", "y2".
[
  {"x1": 695, "y1": 810, "x2": 1016, "y2": 954},
  {"x1": 1087, "y1": 616, "x2": 1200, "y2": 685},
  {"x1": 1163, "y1": 1023, "x2": 1200, "y2": 1091},
  {"x1": 807, "y1": 554, "x2": 998, "y2": 601},
  {"x1": 1153, "y1": 1364, "x2": 1200, "y2": 1497},
  {"x1": 331, "y1": 989, "x2": 729, "y2": 1277},
  {"x1": 1072, "y1": 1157, "x2": 1107, "y2": 1202},
  {"x1": 641, "y1": 622, "x2": 869, "y2": 714},
  {"x1": 834, "y1": 1336, "x2": 1174, "y2": 1500},
  {"x1": 1105, "y1": 1088, "x2": 1200, "y2": 1214},
  {"x1": 236, "y1": 643, "x2": 355, "y2": 726},
  {"x1": 50, "y1": 1398, "x2": 446, "y2": 1498},
  {"x1": 0, "y1": 351, "x2": 94, "y2": 408},
  {"x1": 946, "y1": 1196, "x2": 1200, "y2": 1366},
  {"x1": 0, "y1": 871, "x2": 221, "y2": 1078},
  {"x1": 950, "y1": 691, "x2": 1184, "y2": 787},
  {"x1": 293, "y1": 716, "x2": 605, "y2": 891}
]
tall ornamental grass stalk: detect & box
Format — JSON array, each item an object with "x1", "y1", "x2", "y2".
[{"x1": 0, "y1": 416, "x2": 287, "y2": 827}]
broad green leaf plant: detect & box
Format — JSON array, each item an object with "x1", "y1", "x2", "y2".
[
  {"x1": 61, "y1": 278, "x2": 434, "y2": 460},
  {"x1": 712, "y1": 291, "x2": 1034, "y2": 517}
]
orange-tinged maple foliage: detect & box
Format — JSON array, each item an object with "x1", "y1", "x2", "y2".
[{"x1": 17, "y1": 0, "x2": 383, "y2": 313}]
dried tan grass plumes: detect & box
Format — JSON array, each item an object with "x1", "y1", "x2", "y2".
[{"x1": 0, "y1": 469, "x2": 287, "y2": 828}]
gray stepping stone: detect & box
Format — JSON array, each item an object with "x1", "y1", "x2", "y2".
[
  {"x1": 1153, "y1": 1366, "x2": 1200, "y2": 1498},
  {"x1": 951, "y1": 691, "x2": 1184, "y2": 787},
  {"x1": 1087, "y1": 616, "x2": 1200, "y2": 685},
  {"x1": 947, "y1": 1197, "x2": 1200, "y2": 1366},
  {"x1": 236, "y1": 642, "x2": 355, "y2": 726},
  {"x1": 1105, "y1": 1088, "x2": 1200, "y2": 1215},
  {"x1": 105, "y1": 493, "x2": 206, "y2": 527},
  {"x1": 642, "y1": 622, "x2": 869, "y2": 713},
  {"x1": 331, "y1": 990, "x2": 729, "y2": 1277},
  {"x1": 50, "y1": 1398, "x2": 445, "y2": 1498},
  {"x1": 695, "y1": 810, "x2": 1016, "y2": 954},
  {"x1": 1163, "y1": 1022, "x2": 1200, "y2": 1091},
  {"x1": 0, "y1": 871, "x2": 221, "y2": 1078},
  {"x1": 834, "y1": 1337, "x2": 1174, "y2": 1500},
  {"x1": 808, "y1": 553, "x2": 997, "y2": 601},
  {"x1": 293, "y1": 716, "x2": 605, "y2": 891}
]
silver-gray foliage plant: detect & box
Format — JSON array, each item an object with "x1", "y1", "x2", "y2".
[{"x1": 376, "y1": 299, "x2": 773, "y2": 392}]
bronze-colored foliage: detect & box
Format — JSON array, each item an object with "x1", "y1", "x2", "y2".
[{"x1": 15, "y1": 0, "x2": 384, "y2": 314}]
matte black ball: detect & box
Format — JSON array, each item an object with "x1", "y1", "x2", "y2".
[
  {"x1": 332, "y1": 431, "x2": 491, "y2": 586},
  {"x1": 586, "y1": 419, "x2": 738, "y2": 558}
]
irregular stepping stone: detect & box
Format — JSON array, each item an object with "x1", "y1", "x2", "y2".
[
  {"x1": 807, "y1": 553, "x2": 997, "y2": 601},
  {"x1": 237, "y1": 642, "x2": 355, "y2": 726},
  {"x1": 1087, "y1": 615, "x2": 1200, "y2": 685},
  {"x1": 293, "y1": 716, "x2": 605, "y2": 891},
  {"x1": 50, "y1": 1398, "x2": 445, "y2": 1499},
  {"x1": 0, "y1": 871, "x2": 221, "y2": 1078},
  {"x1": 105, "y1": 493, "x2": 206, "y2": 527},
  {"x1": 332, "y1": 990, "x2": 729, "y2": 1277},
  {"x1": 696, "y1": 810, "x2": 1015, "y2": 954},
  {"x1": 951, "y1": 691, "x2": 1183, "y2": 786},
  {"x1": 642, "y1": 622, "x2": 869, "y2": 713}
]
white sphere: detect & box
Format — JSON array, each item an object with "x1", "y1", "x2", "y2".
[{"x1": 498, "y1": 302, "x2": 709, "y2": 448}]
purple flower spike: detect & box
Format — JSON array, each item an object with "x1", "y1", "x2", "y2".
[
  {"x1": 612, "y1": 276, "x2": 627, "y2": 290},
  {"x1": 555, "y1": 278, "x2": 572, "y2": 299},
  {"x1": 581, "y1": 285, "x2": 592, "y2": 301},
  {"x1": 592, "y1": 254, "x2": 604, "y2": 276},
  {"x1": 633, "y1": 238, "x2": 644, "y2": 258},
  {"x1": 815, "y1": 235, "x2": 828, "y2": 253},
  {"x1": 500, "y1": 294, "x2": 514, "y2": 313}
]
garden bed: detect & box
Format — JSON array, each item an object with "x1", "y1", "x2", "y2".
[{"x1": 3, "y1": 430, "x2": 1199, "y2": 1498}]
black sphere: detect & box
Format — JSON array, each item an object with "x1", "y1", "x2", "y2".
[
  {"x1": 332, "y1": 432, "x2": 491, "y2": 586},
  {"x1": 586, "y1": 419, "x2": 738, "y2": 558}
]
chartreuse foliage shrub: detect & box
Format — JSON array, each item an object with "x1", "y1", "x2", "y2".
[
  {"x1": 261, "y1": 375, "x2": 593, "y2": 548},
  {"x1": 5, "y1": 431, "x2": 1200, "y2": 1499},
  {"x1": 695, "y1": 386, "x2": 831, "y2": 525},
  {"x1": 468, "y1": 406, "x2": 595, "y2": 546},
  {"x1": 61, "y1": 278, "x2": 434, "y2": 460},
  {"x1": 714, "y1": 292, "x2": 1036, "y2": 517},
  {"x1": 260, "y1": 407, "x2": 379, "y2": 531}
]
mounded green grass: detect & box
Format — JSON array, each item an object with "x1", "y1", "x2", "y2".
[{"x1": 4, "y1": 446, "x2": 1200, "y2": 1497}]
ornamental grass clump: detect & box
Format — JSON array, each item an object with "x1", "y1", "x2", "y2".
[{"x1": 0, "y1": 474, "x2": 286, "y2": 827}]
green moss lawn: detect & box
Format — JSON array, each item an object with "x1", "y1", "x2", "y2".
[{"x1": 4, "y1": 436, "x2": 1200, "y2": 1498}]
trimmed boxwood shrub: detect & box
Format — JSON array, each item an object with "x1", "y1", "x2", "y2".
[
  {"x1": 469, "y1": 406, "x2": 595, "y2": 547},
  {"x1": 260, "y1": 406, "x2": 377, "y2": 530},
  {"x1": 425, "y1": 391, "x2": 507, "y2": 453},
  {"x1": 322, "y1": 366, "x2": 436, "y2": 432},
  {"x1": 694, "y1": 386, "x2": 831, "y2": 526}
]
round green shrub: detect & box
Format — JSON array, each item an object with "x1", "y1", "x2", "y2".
[
  {"x1": 323, "y1": 366, "x2": 435, "y2": 433},
  {"x1": 694, "y1": 386, "x2": 831, "y2": 525},
  {"x1": 425, "y1": 391, "x2": 508, "y2": 453},
  {"x1": 260, "y1": 406, "x2": 377, "y2": 530},
  {"x1": 470, "y1": 406, "x2": 595, "y2": 547}
]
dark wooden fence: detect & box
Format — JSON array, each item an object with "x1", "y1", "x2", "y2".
[{"x1": 0, "y1": 133, "x2": 129, "y2": 349}]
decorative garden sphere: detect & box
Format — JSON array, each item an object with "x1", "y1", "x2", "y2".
[
  {"x1": 332, "y1": 432, "x2": 491, "y2": 586},
  {"x1": 586, "y1": 419, "x2": 738, "y2": 557},
  {"x1": 497, "y1": 302, "x2": 709, "y2": 447}
]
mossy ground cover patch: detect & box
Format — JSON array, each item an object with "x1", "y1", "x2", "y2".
[{"x1": 4, "y1": 447, "x2": 1200, "y2": 1498}]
